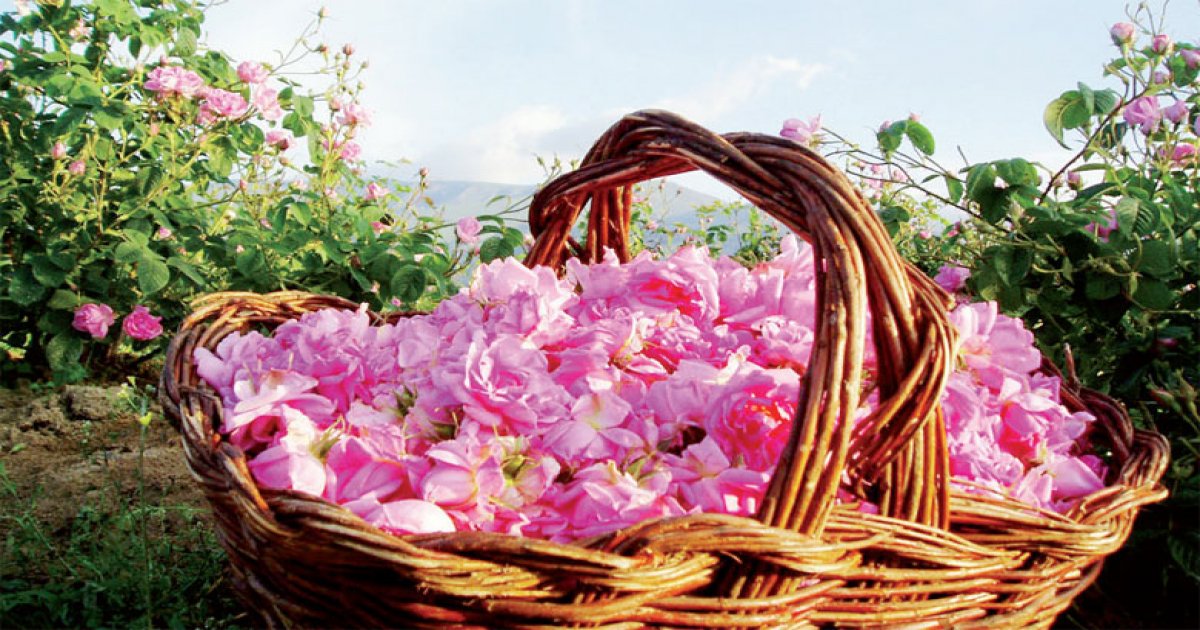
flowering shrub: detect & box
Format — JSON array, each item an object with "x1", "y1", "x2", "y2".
[
  {"x1": 0, "y1": 1, "x2": 490, "y2": 383},
  {"x1": 780, "y1": 7, "x2": 1198, "y2": 624},
  {"x1": 195, "y1": 238, "x2": 1106, "y2": 539}
]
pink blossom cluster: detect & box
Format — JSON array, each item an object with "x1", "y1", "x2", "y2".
[
  {"x1": 195, "y1": 237, "x2": 1107, "y2": 540},
  {"x1": 73, "y1": 303, "x2": 163, "y2": 340}
]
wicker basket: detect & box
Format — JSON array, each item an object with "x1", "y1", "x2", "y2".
[{"x1": 160, "y1": 110, "x2": 1169, "y2": 628}]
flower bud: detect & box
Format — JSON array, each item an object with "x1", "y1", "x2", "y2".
[
  {"x1": 51, "y1": 141, "x2": 67, "y2": 160},
  {"x1": 1151, "y1": 33, "x2": 1173, "y2": 55},
  {"x1": 1109, "y1": 22, "x2": 1135, "y2": 47},
  {"x1": 342, "y1": 43, "x2": 355, "y2": 56},
  {"x1": 68, "y1": 160, "x2": 85, "y2": 176},
  {"x1": 1067, "y1": 170, "x2": 1082, "y2": 189}
]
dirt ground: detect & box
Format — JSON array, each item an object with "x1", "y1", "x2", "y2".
[{"x1": 0, "y1": 382, "x2": 204, "y2": 538}]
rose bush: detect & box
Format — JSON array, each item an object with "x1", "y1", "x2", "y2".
[
  {"x1": 1, "y1": 1, "x2": 504, "y2": 383},
  {"x1": 775, "y1": 7, "x2": 1198, "y2": 625}
]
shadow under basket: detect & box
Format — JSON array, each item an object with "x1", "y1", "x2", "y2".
[{"x1": 160, "y1": 110, "x2": 1169, "y2": 629}]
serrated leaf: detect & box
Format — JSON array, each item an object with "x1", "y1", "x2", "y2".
[
  {"x1": 1092, "y1": 89, "x2": 1120, "y2": 115},
  {"x1": 167, "y1": 258, "x2": 206, "y2": 286},
  {"x1": 1137, "y1": 240, "x2": 1175, "y2": 279},
  {"x1": 945, "y1": 176, "x2": 964, "y2": 204},
  {"x1": 904, "y1": 121, "x2": 935, "y2": 155},
  {"x1": 1044, "y1": 95, "x2": 1072, "y2": 148},
  {"x1": 46, "y1": 289, "x2": 81, "y2": 310},
  {"x1": 30, "y1": 254, "x2": 69, "y2": 287},
  {"x1": 390, "y1": 263, "x2": 427, "y2": 303},
  {"x1": 46, "y1": 333, "x2": 84, "y2": 372},
  {"x1": 995, "y1": 158, "x2": 1038, "y2": 188},
  {"x1": 992, "y1": 247, "x2": 1033, "y2": 286},
  {"x1": 1076, "y1": 82, "x2": 1095, "y2": 113},
  {"x1": 1085, "y1": 274, "x2": 1120, "y2": 300},
  {"x1": 137, "y1": 256, "x2": 170, "y2": 296},
  {"x1": 9, "y1": 268, "x2": 46, "y2": 306},
  {"x1": 1132, "y1": 278, "x2": 1175, "y2": 310},
  {"x1": 965, "y1": 163, "x2": 997, "y2": 202},
  {"x1": 172, "y1": 27, "x2": 198, "y2": 57},
  {"x1": 478, "y1": 237, "x2": 514, "y2": 263},
  {"x1": 114, "y1": 241, "x2": 143, "y2": 264}
]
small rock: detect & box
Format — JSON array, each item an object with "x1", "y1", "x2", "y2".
[{"x1": 63, "y1": 385, "x2": 117, "y2": 423}]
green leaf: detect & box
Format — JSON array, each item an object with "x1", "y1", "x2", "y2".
[
  {"x1": 1044, "y1": 95, "x2": 1073, "y2": 148},
  {"x1": 233, "y1": 122, "x2": 264, "y2": 152},
  {"x1": 167, "y1": 258, "x2": 207, "y2": 286},
  {"x1": 991, "y1": 247, "x2": 1033, "y2": 286},
  {"x1": 1132, "y1": 278, "x2": 1175, "y2": 310},
  {"x1": 293, "y1": 95, "x2": 315, "y2": 118},
  {"x1": 114, "y1": 241, "x2": 143, "y2": 264},
  {"x1": 46, "y1": 333, "x2": 84, "y2": 373},
  {"x1": 1092, "y1": 89, "x2": 1120, "y2": 115},
  {"x1": 9, "y1": 268, "x2": 47, "y2": 306},
  {"x1": 1085, "y1": 275, "x2": 1121, "y2": 300},
  {"x1": 1076, "y1": 82, "x2": 1095, "y2": 113},
  {"x1": 1137, "y1": 240, "x2": 1175, "y2": 279},
  {"x1": 137, "y1": 256, "x2": 170, "y2": 296},
  {"x1": 479, "y1": 237, "x2": 515, "y2": 263},
  {"x1": 995, "y1": 158, "x2": 1038, "y2": 188},
  {"x1": 945, "y1": 176, "x2": 964, "y2": 204},
  {"x1": 390, "y1": 263, "x2": 427, "y2": 303},
  {"x1": 172, "y1": 26, "x2": 199, "y2": 57},
  {"x1": 30, "y1": 254, "x2": 69, "y2": 287},
  {"x1": 904, "y1": 121, "x2": 935, "y2": 155},
  {"x1": 1114, "y1": 197, "x2": 1140, "y2": 237},
  {"x1": 965, "y1": 163, "x2": 997, "y2": 202},
  {"x1": 46, "y1": 289, "x2": 81, "y2": 310}
]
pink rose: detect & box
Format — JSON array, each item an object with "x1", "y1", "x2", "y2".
[
  {"x1": 1166, "y1": 143, "x2": 1198, "y2": 167},
  {"x1": 337, "y1": 103, "x2": 372, "y2": 127},
  {"x1": 780, "y1": 115, "x2": 821, "y2": 145},
  {"x1": 1085, "y1": 207, "x2": 1120, "y2": 242},
  {"x1": 72, "y1": 303, "x2": 116, "y2": 339},
  {"x1": 934, "y1": 264, "x2": 971, "y2": 293},
  {"x1": 51, "y1": 141, "x2": 67, "y2": 160},
  {"x1": 1109, "y1": 22, "x2": 1135, "y2": 46},
  {"x1": 456, "y1": 216, "x2": 483, "y2": 244},
  {"x1": 122, "y1": 305, "x2": 164, "y2": 341},
  {"x1": 237, "y1": 60, "x2": 269, "y2": 85},
  {"x1": 144, "y1": 65, "x2": 205, "y2": 99},
  {"x1": 200, "y1": 88, "x2": 249, "y2": 120},
  {"x1": 265, "y1": 129, "x2": 293, "y2": 150},
  {"x1": 252, "y1": 87, "x2": 283, "y2": 121},
  {"x1": 1122, "y1": 95, "x2": 1162, "y2": 135},
  {"x1": 364, "y1": 182, "x2": 389, "y2": 201},
  {"x1": 68, "y1": 160, "x2": 85, "y2": 176},
  {"x1": 1163, "y1": 100, "x2": 1189, "y2": 125}
]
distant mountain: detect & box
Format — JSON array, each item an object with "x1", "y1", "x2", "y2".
[{"x1": 377, "y1": 177, "x2": 724, "y2": 223}]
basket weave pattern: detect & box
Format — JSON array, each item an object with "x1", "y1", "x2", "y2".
[{"x1": 161, "y1": 111, "x2": 1169, "y2": 628}]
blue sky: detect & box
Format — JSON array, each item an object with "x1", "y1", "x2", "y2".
[{"x1": 7, "y1": 1, "x2": 1200, "y2": 197}]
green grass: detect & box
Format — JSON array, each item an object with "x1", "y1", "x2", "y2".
[{"x1": 0, "y1": 383, "x2": 247, "y2": 629}]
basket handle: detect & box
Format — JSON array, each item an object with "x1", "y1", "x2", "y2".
[{"x1": 524, "y1": 110, "x2": 957, "y2": 537}]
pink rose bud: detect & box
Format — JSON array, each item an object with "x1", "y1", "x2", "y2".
[
  {"x1": 51, "y1": 141, "x2": 67, "y2": 160},
  {"x1": 342, "y1": 43, "x2": 355, "y2": 56},
  {"x1": 364, "y1": 182, "x2": 389, "y2": 201},
  {"x1": 1151, "y1": 34, "x2": 1173, "y2": 55},
  {"x1": 73, "y1": 303, "x2": 116, "y2": 339},
  {"x1": 878, "y1": 120, "x2": 892, "y2": 133},
  {"x1": 1152, "y1": 70, "x2": 1171, "y2": 84},
  {"x1": 908, "y1": 112, "x2": 921, "y2": 122},
  {"x1": 265, "y1": 129, "x2": 293, "y2": 150},
  {"x1": 122, "y1": 305, "x2": 163, "y2": 341},
  {"x1": 1109, "y1": 22, "x2": 1135, "y2": 46},
  {"x1": 156, "y1": 226, "x2": 173, "y2": 239},
  {"x1": 780, "y1": 115, "x2": 822, "y2": 145},
  {"x1": 418, "y1": 167, "x2": 429, "y2": 179},
  {"x1": 918, "y1": 230, "x2": 932, "y2": 239},
  {"x1": 68, "y1": 160, "x2": 85, "y2": 175},
  {"x1": 1181, "y1": 49, "x2": 1200, "y2": 69},
  {"x1": 456, "y1": 216, "x2": 483, "y2": 245},
  {"x1": 1163, "y1": 100, "x2": 1189, "y2": 124},
  {"x1": 1067, "y1": 170, "x2": 1082, "y2": 189}
]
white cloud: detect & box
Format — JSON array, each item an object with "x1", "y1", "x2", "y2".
[{"x1": 653, "y1": 55, "x2": 828, "y2": 123}]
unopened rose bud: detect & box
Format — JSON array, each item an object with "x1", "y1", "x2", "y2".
[
  {"x1": 419, "y1": 167, "x2": 429, "y2": 179},
  {"x1": 1151, "y1": 33, "x2": 1173, "y2": 55},
  {"x1": 317, "y1": 43, "x2": 329, "y2": 54},
  {"x1": 908, "y1": 112, "x2": 920, "y2": 122},
  {"x1": 51, "y1": 141, "x2": 67, "y2": 160},
  {"x1": 68, "y1": 160, "x2": 85, "y2": 175},
  {"x1": 148, "y1": 122, "x2": 160, "y2": 136},
  {"x1": 239, "y1": 180, "x2": 248, "y2": 191},
  {"x1": 342, "y1": 43, "x2": 355, "y2": 56},
  {"x1": 1109, "y1": 22, "x2": 1135, "y2": 47},
  {"x1": 1067, "y1": 170, "x2": 1082, "y2": 189}
]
